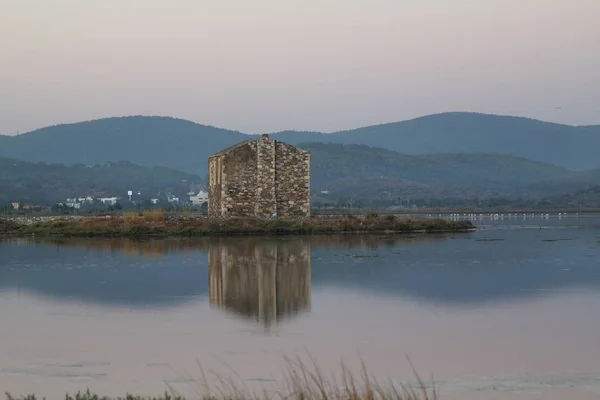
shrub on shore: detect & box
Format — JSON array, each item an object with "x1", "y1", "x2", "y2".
[{"x1": 0, "y1": 218, "x2": 19, "y2": 234}]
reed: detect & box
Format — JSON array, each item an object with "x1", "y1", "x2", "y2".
[
  {"x1": 123, "y1": 211, "x2": 139, "y2": 224},
  {"x1": 123, "y1": 210, "x2": 166, "y2": 224},
  {"x1": 141, "y1": 209, "x2": 166, "y2": 222},
  {"x1": 6, "y1": 356, "x2": 437, "y2": 400}
]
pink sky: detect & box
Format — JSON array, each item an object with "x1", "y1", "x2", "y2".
[{"x1": 2, "y1": 0, "x2": 599, "y2": 134}]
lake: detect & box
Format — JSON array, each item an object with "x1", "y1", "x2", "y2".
[{"x1": 1, "y1": 214, "x2": 600, "y2": 399}]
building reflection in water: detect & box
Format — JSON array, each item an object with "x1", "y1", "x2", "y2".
[{"x1": 208, "y1": 238, "x2": 311, "y2": 329}]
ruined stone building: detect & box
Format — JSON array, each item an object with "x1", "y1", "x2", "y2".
[
  {"x1": 208, "y1": 238, "x2": 311, "y2": 328},
  {"x1": 208, "y1": 134, "x2": 310, "y2": 218}
]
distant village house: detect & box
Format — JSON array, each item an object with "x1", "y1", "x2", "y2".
[
  {"x1": 189, "y1": 189, "x2": 209, "y2": 206},
  {"x1": 208, "y1": 134, "x2": 310, "y2": 218},
  {"x1": 98, "y1": 197, "x2": 119, "y2": 206},
  {"x1": 10, "y1": 202, "x2": 43, "y2": 212}
]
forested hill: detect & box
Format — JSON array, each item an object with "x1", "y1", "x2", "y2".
[
  {"x1": 301, "y1": 143, "x2": 600, "y2": 201},
  {"x1": 0, "y1": 157, "x2": 201, "y2": 205},
  {"x1": 3, "y1": 143, "x2": 600, "y2": 206},
  {"x1": 276, "y1": 113, "x2": 600, "y2": 171},
  {"x1": 1, "y1": 113, "x2": 600, "y2": 175},
  {"x1": 0, "y1": 116, "x2": 247, "y2": 177}
]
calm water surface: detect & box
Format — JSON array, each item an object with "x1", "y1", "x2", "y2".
[{"x1": 1, "y1": 215, "x2": 600, "y2": 399}]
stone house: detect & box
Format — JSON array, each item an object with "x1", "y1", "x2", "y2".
[{"x1": 208, "y1": 134, "x2": 310, "y2": 218}]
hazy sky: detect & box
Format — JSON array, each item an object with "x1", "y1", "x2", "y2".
[{"x1": 2, "y1": 0, "x2": 599, "y2": 135}]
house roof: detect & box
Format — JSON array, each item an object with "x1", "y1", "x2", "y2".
[
  {"x1": 210, "y1": 139, "x2": 254, "y2": 157},
  {"x1": 210, "y1": 134, "x2": 308, "y2": 157}
]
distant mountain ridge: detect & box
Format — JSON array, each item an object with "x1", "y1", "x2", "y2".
[
  {"x1": 301, "y1": 142, "x2": 600, "y2": 202},
  {"x1": 3, "y1": 143, "x2": 600, "y2": 206},
  {"x1": 1, "y1": 112, "x2": 599, "y2": 177},
  {"x1": 274, "y1": 112, "x2": 600, "y2": 171},
  {"x1": 0, "y1": 116, "x2": 247, "y2": 176}
]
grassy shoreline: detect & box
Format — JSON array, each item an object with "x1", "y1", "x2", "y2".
[{"x1": 2, "y1": 212, "x2": 474, "y2": 238}]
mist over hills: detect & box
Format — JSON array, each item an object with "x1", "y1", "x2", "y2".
[{"x1": 1, "y1": 113, "x2": 600, "y2": 177}]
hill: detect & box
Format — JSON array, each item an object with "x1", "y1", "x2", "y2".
[
  {"x1": 1, "y1": 113, "x2": 600, "y2": 175},
  {"x1": 538, "y1": 185, "x2": 600, "y2": 209},
  {"x1": 301, "y1": 143, "x2": 600, "y2": 206},
  {"x1": 0, "y1": 116, "x2": 247, "y2": 177},
  {"x1": 0, "y1": 158, "x2": 201, "y2": 205},
  {"x1": 2, "y1": 146, "x2": 600, "y2": 208},
  {"x1": 275, "y1": 113, "x2": 600, "y2": 171}
]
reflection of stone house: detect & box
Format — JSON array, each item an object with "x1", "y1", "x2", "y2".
[
  {"x1": 208, "y1": 238, "x2": 311, "y2": 328},
  {"x1": 208, "y1": 134, "x2": 310, "y2": 218}
]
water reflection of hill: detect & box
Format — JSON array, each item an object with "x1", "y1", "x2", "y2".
[
  {"x1": 208, "y1": 237, "x2": 311, "y2": 327},
  {"x1": 1, "y1": 229, "x2": 599, "y2": 308},
  {"x1": 311, "y1": 228, "x2": 600, "y2": 304},
  {"x1": 0, "y1": 238, "x2": 209, "y2": 307}
]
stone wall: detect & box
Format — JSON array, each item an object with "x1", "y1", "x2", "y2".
[
  {"x1": 275, "y1": 141, "x2": 310, "y2": 217},
  {"x1": 255, "y1": 135, "x2": 277, "y2": 217},
  {"x1": 207, "y1": 238, "x2": 311, "y2": 327},
  {"x1": 208, "y1": 135, "x2": 310, "y2": 218},
  {"x1": 222, "y1": 142, "x2": 258, "y2": 216},
  {"x1": 207, "y1": 156, "x2": 222, "y2": 216}
]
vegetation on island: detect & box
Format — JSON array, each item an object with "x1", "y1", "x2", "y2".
[
  {"x1": 5, "y1": 212, "x2": 473, "y2": 238},
  {"x1": 0, "y1": 218, "x2": 19, "y2": 235}
]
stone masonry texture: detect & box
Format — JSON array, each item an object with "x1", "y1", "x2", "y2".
[{"x1": 208, "y1": 135, "x2": 310, "y2": 218}]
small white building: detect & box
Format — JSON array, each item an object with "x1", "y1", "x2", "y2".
[
  {"x1": 167, "y1": 194, "x2": 179, "y2": 204},
  {"x1": 98, "y1": 197, "x2": 119, "y2": 206},
  {"x1": 189, "y1": 189, "x2": 209, "y2": 206},
  {"x1": 64, "y1": 197, "x2": 94, "y2": 208},
  {"x1": 66, "y1": 201, "x2": 82, "y2": 209}
]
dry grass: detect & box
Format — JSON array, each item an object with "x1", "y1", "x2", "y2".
[
  {"x1": 12, "y1": 214, "x2": 473, "y2": 237},
  {"x1": 277, "y1": 355, "x2": 438, "y2": 400},
  {"x1": 163, "y1": 355, "x2": 438, "y2": 400},
  {"x1": 123, "y1": 210, "x2": 166, "y2": 224},
  {"x1": 6, "y1": 356, "x2": 438, "y2": 400},
  {"x1": 123, "y1": 211, "x2": 139, "y2": 224},
  {"x1": 141, "y1": 209, "x2": 166, "y2": 222}
]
